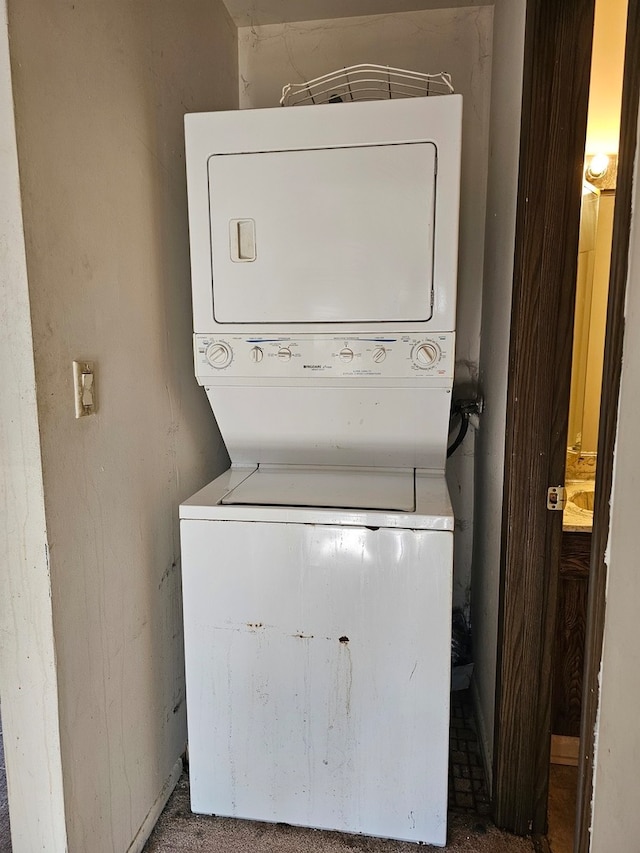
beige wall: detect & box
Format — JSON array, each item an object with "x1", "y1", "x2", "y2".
[
  {"x1": 570, "y1": 0, "x2": 627, "y2": 457},
  {"x1": 6, "y1": 1, "x2": 236, "y2": 849},
  {"x1": 470, "y1": 0, "x2": 526, "y2": 784},
  {"x1": 238, "y1": 6, "x2": 493, "y2": 611},
  {"x1": 590, "y1": 103, "x2": 640, "y2": 850},
  {"x1": 0, "y1": 3, "x2": 68, "y2": 849},
  {"x1": 226, "y1": 0, "x2": 487, "y2": 27},
  {"x1": 586, "y1": 0, "x2": 628, "y2": 155}
]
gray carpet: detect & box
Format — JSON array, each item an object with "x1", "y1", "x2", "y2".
[
  {"x1": 143, "y1": 775, "x2": 535, "y2": 853},
  {"x1": 0, "y1": 711, "x2": 11, "y2": 852}
]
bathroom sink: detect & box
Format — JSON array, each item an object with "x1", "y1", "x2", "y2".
[{"x1": 570, "y1": 488, "x2": 595, "y2": 511}]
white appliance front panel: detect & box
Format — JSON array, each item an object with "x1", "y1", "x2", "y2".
[
  {"x1": 181, "y1": 518, "x2": 453, "y2": 845},
  {"x1": 186, "y1": 96, "x2": 462, "y2": 335},
  {"x1": 205, "y1": 385, "x2": 452, "y2": 469},
  {"x1": 208, "y1": 143, "x2": 435, "y2": 324},
  {"x1": 194, "y1": 332, "x2": 454, "y2": 383}
]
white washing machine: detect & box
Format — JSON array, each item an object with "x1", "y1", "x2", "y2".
[{"x1": 180, "y1": 95, "x2": 462, "y2": 847}]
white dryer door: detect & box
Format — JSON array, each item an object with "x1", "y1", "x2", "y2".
[{"x1": 208, "y1": 142, "x2": 436, "y2": 324}]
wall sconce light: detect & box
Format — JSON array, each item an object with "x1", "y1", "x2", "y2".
[{"x1": 584, "y1": 152, "x2": 618, "y2": 190}]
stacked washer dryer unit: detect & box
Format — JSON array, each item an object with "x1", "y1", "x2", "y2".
[{"x1": 180, "y1": 94, "x2": 462, "y2": 847}]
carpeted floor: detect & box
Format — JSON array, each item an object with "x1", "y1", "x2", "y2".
[
  {"x1": 0, "y1": 710, "x2": 11, "y2": 853},
  {"x1": 143, "y1": 774, "x2": 534, "y2": 853}
]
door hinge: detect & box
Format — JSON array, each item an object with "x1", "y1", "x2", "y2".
[{"x1": 547, "y1": 485, "x2": 566, "y2": 510}]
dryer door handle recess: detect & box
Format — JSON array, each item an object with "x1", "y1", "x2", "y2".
[{"x1": 229, "y1": 218, "x2": 256, "y2": 263}]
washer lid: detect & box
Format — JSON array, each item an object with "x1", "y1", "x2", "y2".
[
  {"x1": 221, "y1": 466, "x2": 414, "y2": 511},
  {"x1": 180, "y1": 466, "x2": 454, "y2": 530}
]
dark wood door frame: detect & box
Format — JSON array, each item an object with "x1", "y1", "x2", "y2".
[
  {"x1": 493, "y1": 0, "x2": 595, "y2": 833},
  {"x1": 493, "y1": 0, "x2": 640, "y2": 845}
]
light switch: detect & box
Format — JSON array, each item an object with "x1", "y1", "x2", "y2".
[{"x1": 73, "y1": 361, "x2": 96, "y2": 417}]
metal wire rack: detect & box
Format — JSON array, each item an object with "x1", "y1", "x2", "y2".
[{"x1": 280, "y1": 64, "x2": 454, "y2": 107}]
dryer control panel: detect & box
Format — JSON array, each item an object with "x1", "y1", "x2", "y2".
[{"x1": 194, "y1": 333, "x2": 454, "y2": 383}]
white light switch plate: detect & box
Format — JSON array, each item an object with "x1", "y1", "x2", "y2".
[{"x1": 73, "y1": 360, "x2": 96, "y2": 417}]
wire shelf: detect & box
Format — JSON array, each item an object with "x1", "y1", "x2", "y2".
[{"x1": 280, "y1": 64, "x2": 454, "y2": 107}]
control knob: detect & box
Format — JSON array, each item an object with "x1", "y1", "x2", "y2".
[
  {"x1": 205, "y1": 341, "x2": 233, "y2": 369},
  {"x1": 277, "y1": 347, "x2": 292, "y2": 361},
  {"x1": 372, "y1": 346, "x2": 387, "y2": 363},
  {"x1": 250, "y1": 346, "x2": 263, "y2": 363},
  {"x1": 412, "y1": 341, "x2": 440, "y2": 369},
  {"x1": 339, "y1": 347, "x2": 354, "y2": 363}
]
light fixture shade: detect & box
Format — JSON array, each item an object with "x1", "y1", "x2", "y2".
[{"x1": 584, "y1": 152, "x2": 618, "y2": 190}]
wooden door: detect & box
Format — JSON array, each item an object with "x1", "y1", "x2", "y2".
[
  {"x1": 493, "y1": 0, "x2": 595, "y2": 834},
  {"x1": 494, "y1": 0, "x2": 640, "y2": 848}
]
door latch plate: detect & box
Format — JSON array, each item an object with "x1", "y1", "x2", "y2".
[{"x1": 547, "y1": 485, "x2": 566, "y2": 510}]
